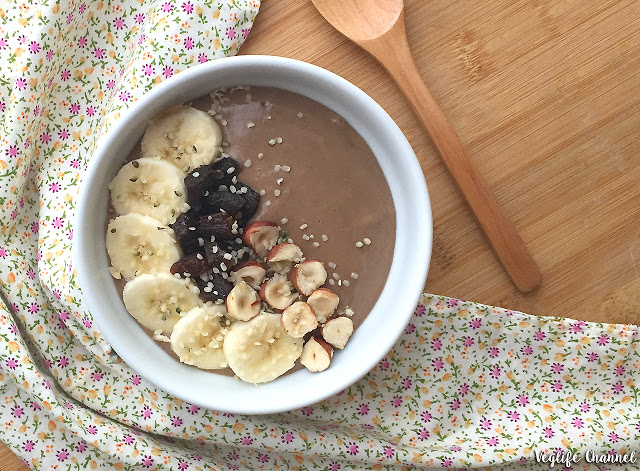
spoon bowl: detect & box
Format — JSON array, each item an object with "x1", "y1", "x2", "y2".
[{"x1": 311, "y1": 0, "x2": 402, "y2": 41}]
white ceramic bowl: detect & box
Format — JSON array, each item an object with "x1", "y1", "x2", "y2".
[{"x1": 75, "y1": 55, "x2": 432, "y2": 414}]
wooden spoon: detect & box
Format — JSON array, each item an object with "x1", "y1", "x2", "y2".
[{"x1": 311, "y1": 0, "x2": 541, "y2": 292}]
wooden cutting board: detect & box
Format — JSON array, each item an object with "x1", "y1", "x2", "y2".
[
  {"x1": 240, "y1": 0, "x2": 640, "y2": 325},
  {"x1": 1, "y1": 0, "x2": 639, "y2": 468}
]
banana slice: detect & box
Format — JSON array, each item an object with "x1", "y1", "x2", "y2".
[
  {"x1": 170, "y1": 304, "x2": 230, "y2": 369},
  {"x1": 141, "y1": 106, "x2": 222, "y2": 172},
  {"x1": 106, "y1": 214, "x2": 181, "y2": 280},
  {"x1": 122, "y1": 273, "x2": 201, "y2": 334},
  {"x1": 223, "y1": 314, "x2": 303, "y2": 383},
  {"x1": 109, "y1": 157, "x2": 188, "y2": 225}
]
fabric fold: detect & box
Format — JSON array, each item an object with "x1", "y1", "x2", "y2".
[{"x1": 2, "y1": 294, "x2": 640, "y2": 470}]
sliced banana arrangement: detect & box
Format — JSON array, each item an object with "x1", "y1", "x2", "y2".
[
  {"x1": 106, "y1": 103, "x2": 357, "y2": 384},
  {"x1": 122, "y1": 273, "x2": 201, "y2": 334},
  {"x1": 109, "y1": 157, "x2": 188, "y2": 225},
  {"x1": 141, "y1": 106, "x2": 222, "y2": 172},
  {"x1": 106, "y1": 213, "x2": 181, "y2": 280},
  {"x1": 170, "y1": 305, "x2": 229, "y2": 369},
  {"x1": 223, "y1": 314, "x2": 303, "y2": 383}
]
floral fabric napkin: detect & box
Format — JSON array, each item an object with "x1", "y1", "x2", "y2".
[{"x1": 1, "y1": 0, "x2": 639, "y2": 470}]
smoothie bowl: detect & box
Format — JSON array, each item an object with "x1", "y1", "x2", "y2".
[{"x1": 75, "y1": 56, "x2": 432, "y2": 414}]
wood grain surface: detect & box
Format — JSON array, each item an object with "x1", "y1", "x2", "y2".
[{"x1": 2, "y1": 0, "x2": 639, "y2": 467}]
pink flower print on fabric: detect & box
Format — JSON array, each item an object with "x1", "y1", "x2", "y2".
[{"x1": 0, "y1": 0, "x2": 639, "y2": 463}]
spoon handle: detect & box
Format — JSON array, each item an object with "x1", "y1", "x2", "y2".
[{"x1": 362, "y1": 16, "x2": 541, "y2": 292}]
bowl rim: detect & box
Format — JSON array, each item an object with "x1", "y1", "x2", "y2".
[{"x1": 74, "y1": 55, "x2": 432, "y2": 414}]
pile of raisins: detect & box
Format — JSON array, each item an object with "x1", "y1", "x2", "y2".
[{"x1": 169, "y1": 157, "x2": 259, "y2": 302}]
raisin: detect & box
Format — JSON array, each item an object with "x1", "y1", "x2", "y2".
[
  {"x1": 201, "y1": 191, "x2": 246, "y2": 216},
  {"x1": 195, "y1": 274, "x2": 233, "y2": 302},
  {"x1": 170, "y1": 210, "x2": 200, "y2": 253},
  {"x1": 213, "y1": 157, "x2": 242, "y2": 183},
  {"x1": 221, "y1": 238, "x2": 244, "y2": 253},
  {"x1": 211, "y1": 273, "x2": 233, "y2": 296},
  {"x1": 184, "y1": 166, "x2": 224, "y2": 212},
  {"x1": 204, "y1": 241, "x2": 236, "y2": 268},
  {"x1": 237, "y1": 183, "x2": 259, "y2": 225},
  {"x1": 170, "y1": 252, "x2": 211, "y2": 277},
  {"x1": 213, "y1": 239, "x2": 249, "y2": 271},
  {"x1": 197, "y1": 212, "x2": 235, "y2": 239},
  {"x1": 233, "y1": 249, "x2": 251, "y2": 268}
]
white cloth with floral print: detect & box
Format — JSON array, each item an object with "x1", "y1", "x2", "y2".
[{"x1": 0, "y1": 1, "x2": 639, "y2": 470}]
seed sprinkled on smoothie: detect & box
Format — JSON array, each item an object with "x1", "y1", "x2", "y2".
[
  {"x1": 355, "y1": 241, "x2": 364, "y2": 248},
  {"x1": 244, "y1": 160, "x2": 252, "y2": 168},
  {"x1": 300, "y1": 224, "x2": 308, "y2": 230},
  {"x1": 363, "y1": 237, "x2": 372, "y2": 245},
  {"x1": 297, "y1": 112, "x2": 304, "y2": 118}
]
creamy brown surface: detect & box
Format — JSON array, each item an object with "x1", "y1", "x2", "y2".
[{"x1": 113, "y1": 86, "x2": 396, "y2": 376}]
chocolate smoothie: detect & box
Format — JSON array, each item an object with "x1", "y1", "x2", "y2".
[{"x1": 110, "y1": 86, "x2": 396, "y2": 376}]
